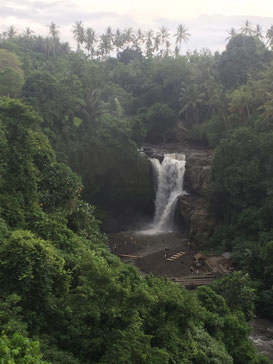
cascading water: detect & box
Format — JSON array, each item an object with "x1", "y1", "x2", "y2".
[{"x1": 141, "y1": 153, "x2": 187, "y2": 234}]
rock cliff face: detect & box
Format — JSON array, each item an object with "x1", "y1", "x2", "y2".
[
  {"x1": 180, "y1": 148, "x2": 220, "y2": 245},
  {"x1": 184, "y1": 150, "x2": 213, "y2": 196},
  {"x1": 179, "y1": 195, "x2": 220, "y2": 244}
]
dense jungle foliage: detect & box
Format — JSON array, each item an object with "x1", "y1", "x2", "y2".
[{"x1": 0, "y1": 21, "x2": 273, "y2": 362}]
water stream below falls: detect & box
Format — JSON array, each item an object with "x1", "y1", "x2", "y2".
[{"x1": 140, "y1": 153, "x2": 187, "y2": 235}]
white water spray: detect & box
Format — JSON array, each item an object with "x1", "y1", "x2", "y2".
[{"x1": 141, "y1": 153, "x2": 187, "y2": 234}]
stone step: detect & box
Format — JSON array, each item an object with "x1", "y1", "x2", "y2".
[{"x1": 166, "y1": 251, "x2": 186, "y2": 261}]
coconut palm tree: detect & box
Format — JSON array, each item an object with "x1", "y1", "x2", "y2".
[
  {"x1": 114, "y1": 28, "x2": 124, "y2": 55},
  {"x1": 229, "y1": 86, "x2": 253, "y2": 126},
  {"x1": 98, "y1": 34, "x2": 113, "y2": 59},
  {"x1": 145, "y1": 29, "x2": 154, "y2": 58},
  {"x1": 226, "y1": 28, "x2": 237, "y2": 41},
  {"x1": 253, "y1": 24, "x2": 264, "y2": 39},
  {"x1": 133, "y1": 28, "x2": 145, "y2": 50},
  {"x1": 6, "y1": 25, "x2": 17, "y2": 39},
  {"x1": 174, "y1": 45, "x2": 180, "y2": 58},
  {"x1": 163, "y1": 40, "x2": 172, "y2": 57},
  {"x1": 85, "y1": 27, "x2": 97, "y2": 58},
  {"x1": 174, "y1": 24, "x2": 190, "y2": 54},
  {"x1": 105, "y1": 26, "x2": 114, "y2": 46},
  {"x1": 23, "y1": 27, "x2": 34, "y2": 38},
  {"x1": 123, "y1": 27, "x2": 134, "y2": 48},
  {"x1": 72, "y1": 21, "x2": 85, "y2": 51},
  {"x1": 48, "y1": 22, "x2": 59, "y2": 41},
  {"x1": 48, "y1": 22, "x2": 60, "y2": 56},
  {"x1": 44, "y1": 37, "x2": 55, "y2": 57},
  {"x1": 179, "y1": 83, "x2": 205, "y2": 125},
  {"x1": 266, "y1": 26, "x2": 273, "y2": 48},
  {"x1": 240, "y1": 19, "x2": 254, "y2": 36},
  {"x1": 154, "y1": 34, "x2": 161, "y2": 54},
  {"x1": 158, "y1": 26, "x2": 170, "y2": 51}
]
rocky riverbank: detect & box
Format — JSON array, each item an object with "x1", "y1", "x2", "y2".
[{"x1": 250, "y1": 318, "x2": 273, "y2": 360}]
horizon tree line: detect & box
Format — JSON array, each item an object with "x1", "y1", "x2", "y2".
[
  {"x1": 0, "y1": 22, "x2": 191, "y2": 59},
  {"x1": 227, "y1": 19, "x2": 273, "y2": 48},
  {"x1": 2, "y1": 19, "x2": 273, "y2": 59}
]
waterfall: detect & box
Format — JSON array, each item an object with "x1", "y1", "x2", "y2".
[{"x1": 141, "y1": 153, "x2": 187, "y2": 234}]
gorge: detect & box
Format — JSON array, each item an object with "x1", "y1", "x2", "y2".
[{"x1": 1, "y1": 26, "x2": 273, "y2": 363}]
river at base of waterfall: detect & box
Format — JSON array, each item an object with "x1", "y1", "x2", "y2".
[{"x1": 250, "y1": 318, "x2": 273, "y2": 360}]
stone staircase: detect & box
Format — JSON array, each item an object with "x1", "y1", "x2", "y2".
[{"x1": 171, "y1": 272, "x2": 218, "y2": 286}]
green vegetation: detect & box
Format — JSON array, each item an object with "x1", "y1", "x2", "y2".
[{"x1": 0, "y1": 20, "x2": 273, "y2": 362}]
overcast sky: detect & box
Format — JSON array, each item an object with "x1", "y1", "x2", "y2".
[{"x1": 1, "y1": 0, "x2": 273, "y2": 52}]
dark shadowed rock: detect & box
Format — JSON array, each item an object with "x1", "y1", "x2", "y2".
[
  {"x1": 179, "y1": 194, "x2": 220, "y2": 244},
  {"x1": 184, "y1": 150, "x2": 213, "y2": 196}
]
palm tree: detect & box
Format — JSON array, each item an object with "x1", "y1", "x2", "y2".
[
  {"x1": 6, "y1": 25, "x2": 17, "y2": 39},
  {"x1": 226, "y1": 28, "x2": 237, "y2": 41},
  {"x1": 174, "y1": 45, "x2": 180, "y2": 58},
  {"x1": 114, "y1": 28, "x2": 124, "y2": 55},
  {"x1": 133, "y1": 28, "x2": 145, "y2": 50},
  {"x1": 253, "y1": 24, "x2": 264, "y2": 39},
  {"x1": 23, "y1": 27, "x2": 34, "y2": 38},
  {"x1": 48, "y1": 22, "x2": 60, "y2": 56},
  {"x1": 179, "y1": 83, "x2": 205, "y2": 125},
  {"x1": 105, "y1": 26, "x2": 114, "y2": 46},
  {"x1": 158, "y1": 26, "x2": 170, "y2": 51},
  {"x1": 266, "y1": 26, "x2": 273, "y2": 48},
  {"x1": 174, "y1": 24, "x2": 190, "y2": 54},
  {"x1": 98, "y1": 34, "x2": 113, "y2": 59},
  {"x1": 208, "y1": 84, "x2": 230, "y2": 132},
  {"x1": 85, "y1": 27, "x2": 97, "y2": 57},
  {"x1": 145, "y1": 29, "x2": 154, "y2": 58},
  {"x1": 163, "y1": 40, "x2": 172, "y2": 57},
  {"x1": 44, "y1": 37, "x2": 54, "y2": 57},
  {"x1": 48, "y1": 22, "x2": 59, "y2": 41},
  {"x1": 123, "y1": 27, "x2": 134, "y2": 48},
  {"x1": 154, "y1": 34, "x2": 161, "y2": 54},
  {"x1": 1, "y1": 31, "x2": 7, "y2": 39},
  {"x1": 240, "y1": 19, "x2": 254, "y2": 36},
  {"x1": 72, "y1": 21, "x2": 85, "y2": 51},
  {"x1": 229, "y1": 86, "x2": 253, "y2": 126}
]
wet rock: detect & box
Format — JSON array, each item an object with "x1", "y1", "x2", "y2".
[
  {"x1": 142, "y1": 144, "x2": 213, "y2": 196},
  {"x1": 250, "y1": 318, "x2": 273, "y2": 360},
  {"x1": 179, "y1": 194, "x2": 220, "y2": 245},
  {"x1": 184, "y1": 150, "x2": 213, "y2": 196}
]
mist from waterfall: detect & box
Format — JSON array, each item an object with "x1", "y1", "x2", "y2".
[{"x1": 140, "y1": 153, "x2": 187, "y2": 235}]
